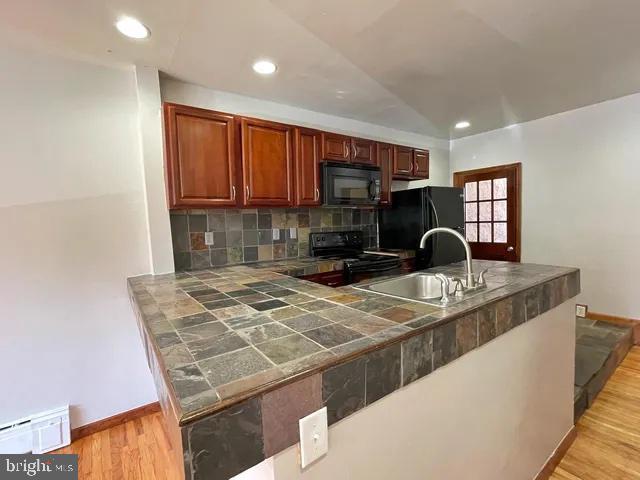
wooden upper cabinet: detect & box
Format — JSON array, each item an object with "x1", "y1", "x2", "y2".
[
  {"x1": 413, "y1": 149, "x2": 430, "y2": 178},
  {"x1": 240, "y1": 118, "x2": 294, "y2": 207},
  {"x1": 351, "y1": 138, "x2": 376, "y2": 165},
  {"x1": 393, "y1": 145, "x2": 414, "y2": 178},
  {"x1": 295, "y1": 128, "x2": 322, "y2": 206},
  {"x1": 321, "y1": 132, "x2": 350, "y2": 162},
  {"x1": 377, "y1": 142, "x2": 393, "y2": 206},
  {"x1": 164, "y1": 103, "x2": 237, "y2": 208}
]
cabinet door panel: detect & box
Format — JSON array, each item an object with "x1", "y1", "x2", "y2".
[
  {"x1": 351, "y1": 138, "x2": 376, "y2": 165},
  {"x1": 241, "y1": 118, "x2": 294, "y2": 206},
  {"x1": 164, "y1": 103, "x2": 236, "y2": 208},
  {"x1": 393, "y1": 145, "x2": 414, "y2": 178},
  {"x1": 413, "y1": 149, "x2": 430, "y2": 178},
  {"x1": 321, "y1": 132, "x2": 350, "y2": 162},
  {"x1": 295, "y1": 128, "x2": 321, "y2": 206},
  {"x1": 377, "y1": 143, "x2": 393, "y2": 206}
]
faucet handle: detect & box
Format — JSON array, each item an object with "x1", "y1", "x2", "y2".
[
  {"x1": 477, "y1": 268, "x2": 490, "y2": 286},
  {"x1": 435, "y1": 274, "x2": 452, "y2": 304}
]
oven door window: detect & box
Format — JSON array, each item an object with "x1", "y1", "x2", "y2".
[{"x1": 332, "y1": 175, "x2": 371, "y2": 201}]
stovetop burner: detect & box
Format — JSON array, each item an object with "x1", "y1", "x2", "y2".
[{"x1": 310, "y1": 231, "x2": 400, "y2": 266}]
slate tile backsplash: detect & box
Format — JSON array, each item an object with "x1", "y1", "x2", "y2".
[{"x1": 170, "y1": 207, "x2": 379, "y2": 270}]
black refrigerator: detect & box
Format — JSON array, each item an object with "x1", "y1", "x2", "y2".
[{"x1": 378, "y1": 186, "x2": 466, "y2": 269}]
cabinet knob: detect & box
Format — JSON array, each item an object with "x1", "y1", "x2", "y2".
[{"x1": 507, "y1": 246, "x2": 514, "y2": 252}]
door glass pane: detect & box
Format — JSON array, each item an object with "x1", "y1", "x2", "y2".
[
  {"x1": 494, "y1": 222, "x2": 507, "y2": 243},
  {"x1": 465, "y1": 203, "x2": 477, "y2": 221},
  {"x1": 479, "y1": 223, "x2": 491, "y2": 242},
  {"x1": 479, "y1": 201, "x2": 492, "y2": 221},
  {"x1": 465, "y1": 182, "x2": 477, "y2": 201},
  {"x1": 478, "y1": 180, "x2": 492, "y2": 200},
  {"x1": 493, "y1": 178, "x2": 507, "y2": 199},
  {"x1": 493, "y1": 200, "x2": 507, "y2": 221},
  {"x1": 465, "y1": 223, "x2": 478, "y2": 242}
]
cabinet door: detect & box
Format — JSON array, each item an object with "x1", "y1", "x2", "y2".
[
  {"x1": 321, "y1": 132, "x2": 351, "y2": 162},
  {"x1": 295, "y1": 128, "x2": 321, "y2": 206},
  {"x1": 351, "y1": 138, "x2": 376, "y2": 165},
  {"x1": 377, "y1": 142, "x2": 393, "y2": 206},
  {"x1": 241, "y1": 118, "x2": 294, "y2": 206},
  {"x1": 413, "y1": 149, "x2": 430, "y2": 178},
  {"x1": 164, "y1": 103, "x2": 237, "y2": 208},
  {"x1": 393, "y1": 145, "x2": 414, "y2": 178}
]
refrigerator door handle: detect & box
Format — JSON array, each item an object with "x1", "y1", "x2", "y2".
[{"x1": 423, "y1": 193, "x2": 440, "y2": 267}]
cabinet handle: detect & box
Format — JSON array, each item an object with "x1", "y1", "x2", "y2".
[
  {"x1": 231, "y1": 185, "x2": 236, "y2": 200},
  {"x1": 344, "y1": 144, "x2": 349, "y2": 158},
  {"x1": 246, "y1": 185, "x2": 250, "y2": 200},
  {"x1": 352, "y1": 145, "x2": 357, "y2": 159},
  {"x1": 315, "y1": 188, "x2": 320, "y2": 201}
]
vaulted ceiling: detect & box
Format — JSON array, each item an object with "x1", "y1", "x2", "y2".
[{"x1": 3, "y1": 0, "x2": 640, "y2": 138}]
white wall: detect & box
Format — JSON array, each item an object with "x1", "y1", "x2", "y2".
[
  {"x1": 160, "y1": 77, "x2": 450, "y2": 186},
  {"x1": 241, "y1": 302, "x2": 574, "y2": 479},
  {"x1": 450, "y1": 95, "x2": 640, "y2": 319},
  {"x1": 0, "y1": 39, "x2": 157, "y2": 427}
]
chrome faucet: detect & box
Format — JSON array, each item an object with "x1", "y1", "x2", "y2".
[{"x1": 419, "y1": 227, "x2": 477, "y2": 288}]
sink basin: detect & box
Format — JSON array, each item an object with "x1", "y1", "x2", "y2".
[
  {"x1": 367, "y1": 273, "x2": 445, "y2": 300},
  {"x1": 355, "y1": 272, "x2": 505, "y2": 307}
]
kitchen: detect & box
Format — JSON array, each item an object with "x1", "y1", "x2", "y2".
[{"x1": 1, "y1": 2, "x2": 639, "y2": 480}]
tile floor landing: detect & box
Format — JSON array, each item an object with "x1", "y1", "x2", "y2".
[{"x1": 574, "y1": 317, "x2": 633, "y2": 420}]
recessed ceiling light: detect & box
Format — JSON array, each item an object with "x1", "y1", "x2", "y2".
[
  {"x1": 116, "y1": 16, "x2": 150, "y2": 39},
  {"x1": 455, "y1": 121, "x2": 471, "y2": 129},
  {"x1": 252, "y1": 60, "x2": 277, "y2": 75}
]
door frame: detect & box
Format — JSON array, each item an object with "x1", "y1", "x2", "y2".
[{"x1": 453, "y1": 162, "x2": 522, "y2": 262}]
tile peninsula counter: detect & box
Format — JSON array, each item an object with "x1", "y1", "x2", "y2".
[{"x1": 128, "y1": 260, "x2": 580, "y2": 480}]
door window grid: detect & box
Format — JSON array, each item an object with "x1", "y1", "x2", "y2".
[{"x1": 464, "y1": 178, "x2": 508, "y2": 243}]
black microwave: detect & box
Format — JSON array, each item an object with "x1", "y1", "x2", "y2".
[{"x1": 322, "y1": 162, "x2": 381, "y2": 206}]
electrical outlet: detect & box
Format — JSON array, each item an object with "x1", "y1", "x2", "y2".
[
  {"x1": 299, "y1": 407, "x2": 328, "y2": 468},
  {"x1": 204, "y1": 232, "x2": 214, "y2": 246},
  {"x1": 272, "y1": 228, "x2": 280, "y2": 241},
  {"x1": 576, "y1": 304, "x2": 588, "y2": 318}
]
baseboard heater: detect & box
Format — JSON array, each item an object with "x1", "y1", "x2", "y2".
[{"x1": 0, "y1": 406, "x2": 70, "y2": 454}]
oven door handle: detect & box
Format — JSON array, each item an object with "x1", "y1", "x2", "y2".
[{"x1": 348, "y1": 263, "x2": 400, "y2": 274}]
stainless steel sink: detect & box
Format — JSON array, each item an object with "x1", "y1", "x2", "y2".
[
  {"x1": 367, "y1": 273, "x2": 445, "y2": 300},
  {"x1": 355, "y1": 272, "x2": 504, "y2": 307}
]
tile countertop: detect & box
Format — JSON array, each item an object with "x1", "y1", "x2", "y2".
[{"x1": 128, "y1": 258, "x2": 578, "y2": 426}]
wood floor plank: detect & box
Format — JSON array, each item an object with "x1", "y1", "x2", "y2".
[{"x1": 552, "y1": 346, "x2": 640, "y2": 480}]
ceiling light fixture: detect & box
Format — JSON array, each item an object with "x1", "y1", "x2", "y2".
[
  {"x1": 252, "y1": 60, "x2": 277, "y2": 75},
  {"x1": 455, "y1": 121, "x2": 471, "y2": 129},
  {"x1": 116, "y1": 16, "x2": 150, "y2": 39}
]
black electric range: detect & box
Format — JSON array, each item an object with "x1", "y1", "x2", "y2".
[{"x1": 309, "y1": 231, "x2": 402, "y2": 284}]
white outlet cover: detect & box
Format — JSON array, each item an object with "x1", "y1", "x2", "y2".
[
  {"x1": 272, "y1": 228, "x2": 280, "y2": 240},
  {"x1": 204, "y1": 232, "x2": 214, "y2": 246},
  {"x1": 299, "y1": 407, "x2": 328, "y2": 468},
  {"x1": 576, "y1": 304, "x2": 587, "y2": 318},
  {"x1": 289, "y1": 228, "x2": 297, "y2": 239}
]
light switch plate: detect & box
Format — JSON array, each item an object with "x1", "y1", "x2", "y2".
[
  {"x1": 299, "y1": 407, "x2": 328, "y2": 468},
  {"x1": 289, "y1": 228, "x2": 297, "y2": 239},
  {"x1": 576, "y1": 304, "x2": 588, "y2": 318},
  {"x1": 272, "y1": 229, "x2": 280, "y2": 241},
  {"x1": 204, "y1": 232, "x2": 214, "y2": 246}
]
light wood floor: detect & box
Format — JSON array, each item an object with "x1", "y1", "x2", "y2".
[
  {"x1": 551, "y1": 346, "x2": 640, "y2": 480},
  {"x1": 54, "y1": 411, "x2": 182, "y2": 480},
  {"x1": 55, "y1": 347, "x2": 640, "y2": 479}
]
